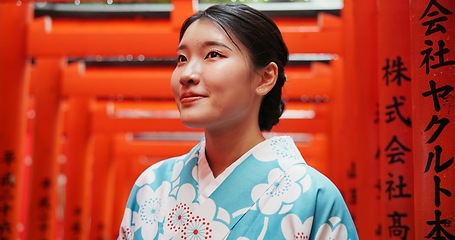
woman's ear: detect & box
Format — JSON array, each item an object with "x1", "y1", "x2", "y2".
[{"x1": 256, "y1": 62, "x2": 278, "y2": 96}]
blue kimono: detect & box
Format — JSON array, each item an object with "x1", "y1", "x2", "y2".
[{"x1": 119, "y1": 136, "x2": 358, "y2": 239}]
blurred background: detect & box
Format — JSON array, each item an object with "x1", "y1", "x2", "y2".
[{"x1": 0, "y1": 0, "x2": 454, "y2": 239}]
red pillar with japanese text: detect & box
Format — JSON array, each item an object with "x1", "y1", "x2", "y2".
[
  {"x1": 377, "y1": 0, "x2": 415, "y2": 239},
  {"x1": 410, "y1": 0, "x2": 455, "y2": 238},
  {"x1": 0, "y1": 3, "x2": 32, "y2": 240},
  {"x1": 27, "y1": 58, "x2": 65, "y2": 240}
]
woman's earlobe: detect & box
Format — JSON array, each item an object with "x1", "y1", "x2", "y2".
[{"x1": 256, "y1": 62, "x2": 278, "y2": 95}]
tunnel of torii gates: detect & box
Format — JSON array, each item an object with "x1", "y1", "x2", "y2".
[{"x1": 0, "y1": 0, "x2": 454, "y2": 239}]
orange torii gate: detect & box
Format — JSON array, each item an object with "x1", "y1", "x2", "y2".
[
  {"x1": 92, "y1": 111, "x2": 330, "y2": 239},
  {"x1": 21, "y1": 1, "x2": 343, "y2": 239},
  {"x1": 23, "y1": 1, "x2": 192, "y2": 239},
  {"x1": 60, "y1": 56, "x2": 335, "y2": 238},
  {"x1": 59, "y1": 59, "x2": 335, "y2": 136},
  {"x1": 85, "y1": 100, "x2": 331, "y2": 239}
]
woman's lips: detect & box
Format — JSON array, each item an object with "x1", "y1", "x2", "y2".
[
  {"x1": 180, "y1": 92, "x2": 205, "y2": 104},
  {"x1": 180, "y1": 96, "x2": 204, "y2": 104}
]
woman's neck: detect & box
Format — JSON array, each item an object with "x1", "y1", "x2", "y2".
[{"x1": 204, "y1": 125, "x2": 265, "y2": 178}]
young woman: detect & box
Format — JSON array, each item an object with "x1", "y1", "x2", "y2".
[{"x1": 119, "y1": 4, "x2": 358, "y2": 240}]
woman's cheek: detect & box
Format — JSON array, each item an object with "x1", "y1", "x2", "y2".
[{"x1": 170, "y1": 71, "x2": 180, "y2": 97}]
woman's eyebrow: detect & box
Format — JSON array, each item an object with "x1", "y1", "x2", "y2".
[
  {"x1": 177, "y1": 44, "x2": 187, "y2": 51},
  {"x1": 202, "y1": 41, "x2": 233, "y2": 51},
  {"x1": 177, "y1": 41, "x2": 233, "y2": 51}
]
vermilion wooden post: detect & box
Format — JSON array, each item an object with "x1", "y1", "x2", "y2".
[
  {"x1": 63, "y1": 97, "x2": 93, "y2": 240},
  {"x1": 27, "y1": 58, "x2": 65, "y2": 240},
  {"x1": 329, "y1": 58, "x2": 347, "y2": 192},
  {"x1": 90, "y1": 134, "x2": 115, "y2": 240},
  {"x1": 111, "y1": 147, "x2": 131, "y2": 238},
  {"x1": 339, "y1": 0, "x2": 359, "y2": 223},
  {"x1": 0, "y1": 3, "x2": 32, "y2": 240},
  {"x1": 410, "y1": 0, "x2": 455, "y2": 238},
  {"x1": 377, "y1": 0, "x2": 415, "y2": 239},
  {"x1": 346, "y1": 0, "x2": 381, "y2": 238}
]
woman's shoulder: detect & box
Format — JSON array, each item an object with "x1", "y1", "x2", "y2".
[
  {"x1": 291, "y1": 164, "x2": 356, "y2": 229},
  {"x1": 133, "y1": 141, "x2": 204, "y2": 187},
  {"x1": 298, "y1": 163, "x2": 345, "y2": 200}
]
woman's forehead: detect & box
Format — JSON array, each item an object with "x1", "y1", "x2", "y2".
[
  {"x1": 182, "y1": 20, "x2": 225, "y2": 41},
  {"x1": 180, "y1": 19, "x2": 242, "y2": 51}
]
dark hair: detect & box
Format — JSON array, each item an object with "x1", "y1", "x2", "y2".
[{"x1": 179, "y1": 3, "x2": 289, "y2": 132}]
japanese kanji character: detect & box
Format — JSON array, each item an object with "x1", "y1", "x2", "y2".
[
  {"x1": 424, "y1": 145, "x2": 454, "y2": 173},
  {"x1": 385, "y1": 96, "x2": 412, "y2": 127},
  {"x1": 422, "y1": 80, "x2": 454, "y2": 112},
  {"x1": 385, "y1": 135, "x2": 411, "y2": 164},
  {"x1": 388, "y1": 211, "x2": 409, "y2": 240}
]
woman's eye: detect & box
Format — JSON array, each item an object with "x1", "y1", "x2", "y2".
[
  {"x1": 206, "y1": 51, "x2": 221, "y2": 59},
  {"x1": 177, "y1": 55, "x2": 187, "y2": 62}
]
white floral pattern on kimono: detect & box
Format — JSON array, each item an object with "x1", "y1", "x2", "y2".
[{"x1": 119, "y1": 136, "x2": 359, "y2": 240}]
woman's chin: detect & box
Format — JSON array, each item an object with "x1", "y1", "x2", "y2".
[{"x1": 180, "y1": 119, "x2": 205, "y2": 130}]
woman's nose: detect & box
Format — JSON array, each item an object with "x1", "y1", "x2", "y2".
[{"x1": 179, "y1": 61, "x2": 200, "y2": 85}]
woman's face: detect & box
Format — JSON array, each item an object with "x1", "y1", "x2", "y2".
[{"x1": 171, "y1": 19, "x2": 262, "y2": 131}]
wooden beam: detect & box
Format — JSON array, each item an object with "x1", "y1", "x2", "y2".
[
  {"x1": 61, "y1": 63, "x2": 333, "y2": 100},
  {"x1": 90, "y1": 101, "x2": 330, "y2": 134},
  {"x1": 27, "y1": 14, "x2": 341, "y2": 57}
]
